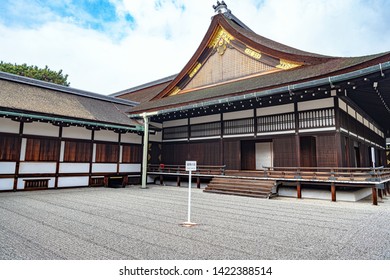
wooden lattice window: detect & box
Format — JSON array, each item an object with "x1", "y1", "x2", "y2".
[
  {"x1": 224, "y1": 118, "x2": 254, "y2": 135},
  {"x1": 24, "y1": 179, "x2": 50, "y2": 189},
  {"x1": 163, "y1": 126, "x2": 188, "y2": 140},
  {"x1": 95, "y1": 143, "x2": 119, "y2": 163},
  {"x1": 64, "y1": 140, "x2": 92, "y2": 162},
  {"x1": 0, "y1": 134, "x2": 20, "y2": 161},
  {"x1": 25, "y1": 138, "x2": 59, "y2": 161},
  {"x1": 191, "y1": 122, "x2": 221, "y2": 138},
  {"x1": 299, "y1": 108, "x2": 335, "y2": 129},
  {"x1": 257, "y1": 113, "x2": 295, "y2": 133}
]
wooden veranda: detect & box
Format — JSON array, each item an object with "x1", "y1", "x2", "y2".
[{"x1": 147, "y1": 164, "x2": 390, "y2": 205}]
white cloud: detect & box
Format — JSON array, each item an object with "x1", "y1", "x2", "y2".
[{"x1": 0, "y1": 0, "x2": 390, "y2": 95}]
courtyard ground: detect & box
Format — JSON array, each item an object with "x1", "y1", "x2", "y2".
[{"x1": 0, "y1": 185, "x2": 389, "y2": 260}]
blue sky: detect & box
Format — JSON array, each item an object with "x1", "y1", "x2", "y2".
[{"x1": 0, "y1": 0, "x2": 390, "y2": 94}]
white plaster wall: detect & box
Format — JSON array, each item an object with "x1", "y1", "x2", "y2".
[
  {"x1": 59, "y1": 141, "x2": 65, "y2": 161},
  {"x1": 224, "y1": 109, "x2": 254, "y2": 120},
  {"x1": 94, "y1": 130, "x2": 119, "y2": 142},
  {"x1": 20, "y1": 138, "x2": 26, "y2": 161},
  {"x1": 298, "y1": 98, "x2": 334, "y2": 111},
  {"x1": 0, "y1": 162, "x2": 16, "y2": 174},
  {"x1": 150, "y1": 122, "x2": 163, "y2": 129},
  {"x1": 163, "y1": 119, "x2": 188, "y2": 128},
  {"x1": 58, "y1": 176, "x2": 89, "y2": 188},
  {"x1": 19, "y1": 162, "x2": 57, "y2": 174},
  {"x1": 23, "y1": 122, "x2": 59, "y2": 137},
  {"x1": 92, "y1": 144, "x2": 96, "y2": 162},
  {"x1": 121, "y1": 132, "x2": 142, "y2": 144},
  {"x1": 257, "y1": 104, "x2": 294, "y2": 116},
  {"x1": 92, "y1": 163, "x2": 117, "y2": 173},
  {"x1": 347, "y1": 106, "x2": 356, "y2": 118},
  {"x1": 278, "y1": 186, "x2": 372, "y2": 202},
  {"x1": 119, "y1": 164, "x2": 141, "y2": 173},
  {"x1": 0, "y1": 118, "x2": 19, "y2": 134},
  {"x1": 149, "y1": 131, "x2": 162, "y2": 142},
  {"x1": 338, "y1": 99, "x2": 347, "y2": 112},
  {"x1": 190, "y1": 114, "x2": 221, "y2": 124},
  {"x1": 59, "y1": 163, "x2": 90, "y2": 173},
  {"x1": 17, "y1": 177, "x2": 55, "y2": 189},
  {"x1": 62, "y1": 126, "x2": 92, "y2": 140},
  {"x1": 0, "y1": 179, "x2": 14, "y2": 190}
]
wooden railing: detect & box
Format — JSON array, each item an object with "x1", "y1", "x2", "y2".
[
  {"x1": 148, "y1": 164, "x2": 226, "y2": 176},
  {"x1": 148, "y1": 164, "x2": 390, "y2": 184},
  {"x1": 259, "y1": 166, "x2": 390, "y2": 183}
]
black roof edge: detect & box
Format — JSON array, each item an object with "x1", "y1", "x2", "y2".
[
  {"x1": 223, "y1": 11, "x2": 253, "y2": 32},
  {"x1": 110, "y1": 74, "x2": 177, "y2": 97},
  {"x1": 0, "y1": 70, "x2": 139, "y2": 107}
]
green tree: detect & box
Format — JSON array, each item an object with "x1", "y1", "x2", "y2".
[{"x1": 0, "y1": 61, "x2": 70, "y2": 86}]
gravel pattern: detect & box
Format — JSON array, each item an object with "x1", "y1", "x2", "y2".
[{"x1": 0, "y1": 185, "x2": 389, "y2": 260}]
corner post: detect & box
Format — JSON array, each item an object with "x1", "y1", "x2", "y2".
[{"x1": 141, "y1": 113, "x2": 149, "y2": 189}]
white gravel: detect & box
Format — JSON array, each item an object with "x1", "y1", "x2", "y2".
[{"x1": 0, "y1": 185, "x2": 389, "y2": 260}]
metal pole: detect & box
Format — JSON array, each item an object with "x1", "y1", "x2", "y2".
[
  {"x1": 187, "y1": 170, "x2": 192, "y2": 223},
  {"x1": 141, "y1": 113, "x2": 149, "y2": 189}
]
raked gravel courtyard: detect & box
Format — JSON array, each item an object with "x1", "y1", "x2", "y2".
[{"x1": 0, "y1": 185, "x2": 389, "y2": 260}]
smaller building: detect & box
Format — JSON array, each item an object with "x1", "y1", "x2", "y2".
[{"x1": 0, "y1": 71, "x2": 143, "y2": 191}]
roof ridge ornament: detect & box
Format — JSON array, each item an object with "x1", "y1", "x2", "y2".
[{"x1": 213, "y1": 1, "x2": 230, "y2": 14}]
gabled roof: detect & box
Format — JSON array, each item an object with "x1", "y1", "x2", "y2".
[
  {"x1": 0, "y1": 71, "x2": 141, "y2": 130},
  {"x1": 152, "y1": 11, "x2": 335, "y2": 100},
  {"x1": 128, "y1": 52, "x2": 390, "y2": 115},
  {"x1": 125, "y1": 5, "x2": 390, "y2": 115}
]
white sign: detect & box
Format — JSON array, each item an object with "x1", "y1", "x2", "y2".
[
  {"x1": 185, "y1": 161, "x2": 197, "y2": 171},
  {"x1": 182, "y1": 161, "x2": 197, "y2": 227}
]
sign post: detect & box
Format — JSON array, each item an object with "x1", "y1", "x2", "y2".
[{"x1": 182, "y1": 161, "x2": 197, "y2": 227}]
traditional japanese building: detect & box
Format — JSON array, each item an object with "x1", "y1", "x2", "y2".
[
  {"x1": 0, "y1": 71, "x2": 143, "y2": 191},
  {"x1": 118, "y1": 2, "x2": 390, "y2": 203},
  {"x1": 2, "y1": 2, "x2": 390, "y2": 203}
]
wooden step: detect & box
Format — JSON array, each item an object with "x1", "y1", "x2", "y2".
[
  {"x1": 209, "y1": 179, "x2": 274, "y2": 188},
  {"x1": 206, "y1": 183, "x2": 273, "y2": 192},
  {"x1": 203, "y1": 189, "x2": 270, "y2": 199},
  {"x1": 204, "y1": 177, "x2": 276, "y2": 199}
]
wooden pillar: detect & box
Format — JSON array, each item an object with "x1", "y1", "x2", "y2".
[
  {"x1": 378, "y1": 188, "x2": 383, "y2": 199},
  {"x1": 122, "y1": 175, "x2": 128, "y2": 187},
  {"x1": 331, "y1": 182, "x2": 336, "y2": 202},
  {"x1": 297, "y1": 182, "x2": 302, "y2": 199},
  {"x1": 159, "y1": 174, "x2": 164, "y2": 185},
  {"x1": 372, "y1": 187, "x2": 378, "y2": 206},
  {"x1": 13, "y1": 121, "x2": 24, "y2": 191},
  {"x1": 197, "y1": 177, "x2": 201, "y2": 188},
  {"x1": 177, "y1": 176, "x2": 181, "y2": 187},
  {"x1": 55, "y1": 126, "x2": 63, "y2": 189},
  {"x1": 88, "y1": 130, "x2": 95, "y2": 187}
]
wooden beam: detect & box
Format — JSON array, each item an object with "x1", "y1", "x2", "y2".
[
  {"x1": 378, "y1": 188, "x2": 383, "y2": 199},
  {"x1": 297, "y1": 182, "x2": 302, "y2": 199},
  {"x1": 331, "y1": 182, "x2": 336, "y2": 202},
  {"x1": 177, "y1": 176, "x2": 181, "y2": 187},
  {"x1": 372, "y1": 187, "x2": 378, "y2": 206},
  {"x1": 197, "y1": 177, "x2": 201, "y2": 188}
]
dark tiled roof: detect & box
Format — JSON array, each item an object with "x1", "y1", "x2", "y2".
[
  {"x1": 224, "y1": 15, "x2": 332, "y2": 60},
  {"x1": 111, "y1": 74, "x2": 176, "y2": 97},
  {"x1": 0, "y1": 71, "x2": 138, "y2": 106},
  {"x1": 129, "y1": 52, "x2": 390, "y2": 114},
  {"x1": 0, "y1": 73, "x2": 138, "y2": 127}
]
